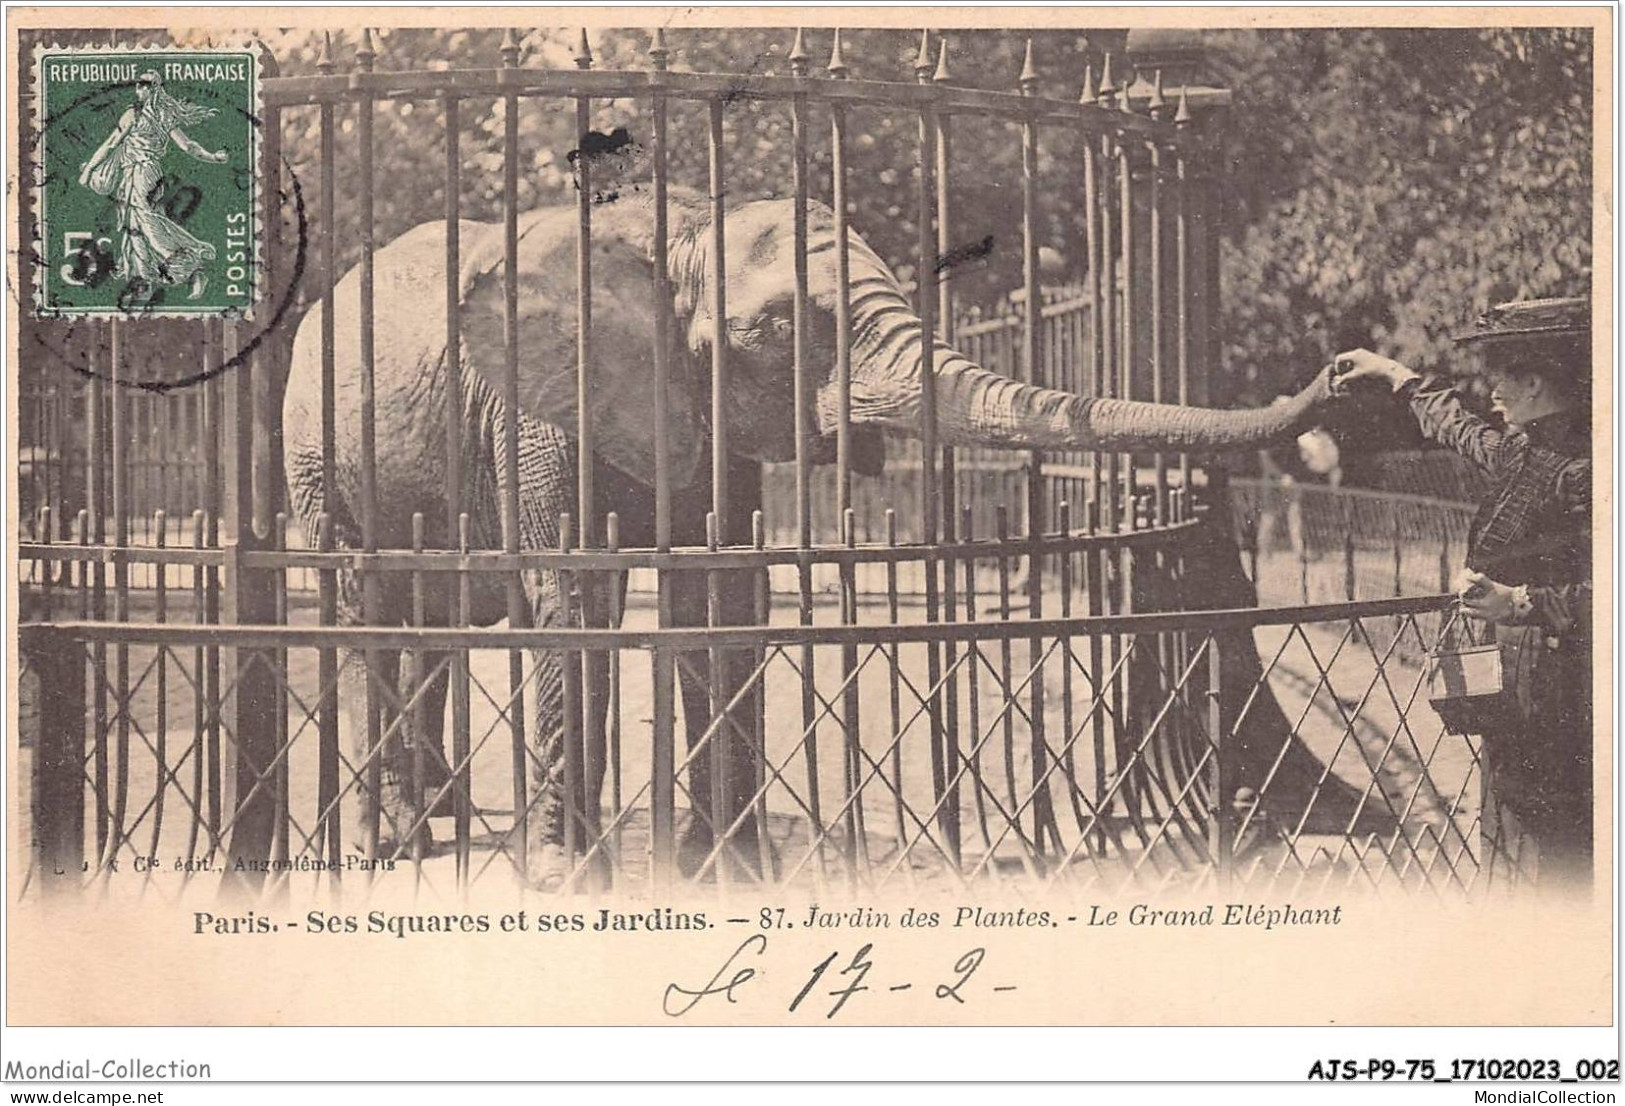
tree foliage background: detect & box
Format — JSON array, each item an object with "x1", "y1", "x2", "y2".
[{"x1": 1206, "y1": 27, "x2": 1592, "y2": 402}]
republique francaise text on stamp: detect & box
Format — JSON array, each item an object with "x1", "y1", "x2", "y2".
[{"x1": 32, "y1": 44, "x2": 260, "y2": 318}]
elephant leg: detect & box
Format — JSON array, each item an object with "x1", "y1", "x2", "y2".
[
  {"x1": 523, "y1": 629, "x2": 569, "y2": 884},
  {"x1": 671, "y1": 566, "x2": 767, "y2": 882},
  {"x1": 521, "y1": 568, "x2": 620, "y2": 890},
  {"x1": 399, "y1": 648, "x2": 454, "y2": 817},
  {"x1": 338, "y1": 641, "x2": 428, "y2": 857}
]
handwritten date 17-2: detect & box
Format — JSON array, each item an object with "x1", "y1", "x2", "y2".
[{"x1": 662, "y1": 935, "x2": 1009, "y2": 1018}]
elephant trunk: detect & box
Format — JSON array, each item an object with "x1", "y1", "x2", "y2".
[
  {"x1": 837, "y1": 304, "x2": 1333, "y2": 453},
  {"x1": 932, "y1": 356, "x2": 1337, "y2": 453}
]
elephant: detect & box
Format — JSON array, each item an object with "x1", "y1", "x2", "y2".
[{"x1": 282, "y1": 182, "x2": 1336, "y2": 890}]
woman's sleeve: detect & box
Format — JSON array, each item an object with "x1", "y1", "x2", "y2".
[
  {"x1": 1399, "y1": 374, "x2": 1511, "y2": 475},
  {"x1": 1508, "y1": 459, "x2": 1591, "y2": 636},
  {"x1": 1513, "y1": 583, "x2": 1591, "y2": 639}
]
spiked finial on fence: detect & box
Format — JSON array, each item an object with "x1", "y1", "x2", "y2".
[
  {"x1": 573, "y1": 28, "x2": 593, "y2": 69},
  {"x1": 317, "y1": 31, "x2": 335, "y2": 75},
  {"x1": 1174, "y1": 83, "x2": 1192, "y2": 126},
  {"x1": 1078, "y1": 61, "x2": 1096, "y2": 105},
  {"x1": 1018, "y1": 38, "x2": 1038, "y2": 94},
  {"x1": 499, "y1": 28, "x2": 521, "y2": 67},
  {"x1": 933, "y1": 38, "x2": 951, "y2": 83},
  {"x1": 356, "y1": 28, "x2": 377, "y2": 72},
  {"x1": 648, "y1": 27, "x2": 669, "y2": 70},
  {"x1": 1097, "y1": 52, "x2": 1116, "y2": 106},
  {"x1": 1148, "y1": 68, "x2": 1167, "y2": 119},
  {"x1": 827, "y1": 28, "x2": 848, "y2": 77},
  {"x1": 788, "y1": 28, "x2": 809, "y2": 77},
  {"x1": 1120, "y1": 67, "x2": 1137, "y2": 114},
  {"x1": 915, "y1": 30, "x2": 933, "y2": 82}
]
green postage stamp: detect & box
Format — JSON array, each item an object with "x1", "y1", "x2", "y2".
[{"x1": 32, "y1": 44, "x2": 261, "y2": 317}]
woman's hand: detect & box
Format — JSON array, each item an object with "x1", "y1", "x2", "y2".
[
  {"x1": 1331, "y1": 348, "x2": 1421, "y2": 395},
  {"x1": 1453, "y1": 568, "x2": 1529, "y2": 624}
]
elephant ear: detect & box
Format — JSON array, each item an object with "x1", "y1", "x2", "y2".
[{"x1": 457, "y1": 209, "x2": 707, "y2": 492}]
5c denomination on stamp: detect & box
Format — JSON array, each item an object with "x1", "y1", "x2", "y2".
[{"x1": 32, "y1": 43, "x2": 260, "y2": 318}]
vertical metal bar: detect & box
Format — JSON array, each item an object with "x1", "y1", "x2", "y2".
[
  {"x1": 1096, "y1": 62, "x2": 1121, "y2": 539},
  {"x1": 201, "y1": 325, "x2": 222, "y2": 844},
  {"x1": 787, "y1": 32, "x2": 824, "y2": 878},
  {"x1": 1392, "y1": 503, "x2": 1404, "y2": 597},
  {"x1": 961, "y1": 503, "x2": 990, "y2": 850},
  {"x1": 1118, "y1": 97, "x2": 1138, "y2": 521},
  {"x1": 318, "y1": 40, "x2": 338, "y2": 532},
  {"x1": 933, "y1": 40, "x2": 962, "y2": 862},
  {"x1": 1058, "y1": 501, "x2": 1086, "y2": 833},
  {"x1": 1180, "y1": 85, "x2": 1214, "y2": 411},
  {"x1": 1345, "y1": 496, "x2": 1359, "y2": 601},
  {"x1": 148, "y1": 511, "x2": 168, "y2": 870},
  {"x1": 884, "y1": 508, "x2": 909, "y2": 854},
  {"x1": 79, "y1": 500, "x2": 105, "y2": 861},
  {"x1": 791, "y1": 34, "x2": 813, "y2": 553},
  {"x1": 606, "y1": 512, "x2": 624, "y2": 863},
  {"x1": 993, "y1": 505, "x2": 1024, "y2": 854},
  {"x1": 258, "y1": 96, "x2": 286, "y2": 540},
  {"x1": 560, "y1": 513, "x2": 582, "y2": 878},
  {"x1": 647, "y1": 30, "x2": 675, "y2": 888},
  {"x1": 220, "y1": 304, "x2": 278, "y2": 876},
  {"x1": 37, "y1": 509, "x2": 53, "y2": 619},
  {"x1": 573, "y1": 48, "x2": 601, "y2": 889},
  {"x1": 1086, "y1": 497, "x2": 1107, "y2": 855},
  {"x1": 750, "y1": 510, "x2": 771, "y2": 881},
  {"x1": 186, "y1": 510, "x2": 206, "y2": 863},
  {"x1": 272, "y1": 513, "x2": 290, "y2": 868},
  {"x1": 408, "y1": 513, "x2": 427, "y2": 877},
  {"x1": 356, "y1": 31, "x2": 383, "y2": 859},
  {"x1": 828, "y1": 37, "x2": 859, "y2": 883},
  {"x1": 443, "y1": 93, "x2": 463, "y2": 551},
  {"x1": 706, "y1": 97, "x2": 732, "y2": 889},
  {"x1": 839, "y1": 507, "x2": 863, "y2": 880},
  {"x1": 830, "y1": 38, "x2": 853, "y2": 520},
  {"x1": 648, "y1": 31, "x2": 672, "y2": 555},
  {"x1": 454, "y1": 513, "x2": 473, "y2": 883},
  {"x1": 1208, "y1": 634, "x2": 1231, "y2": 884},
  {"x1": 500, "y1": 31, "x2": 529, "y2": 875},
  {"x1": 313, "y1": 50, "x2": 343, "y2": 877},
  {"x1": 1019, "y1": 42, "x2": 1045, "y2": 545},
  {"x1": 30, "y1": 626, "x2": 85, "y2": 891},
  {"x1": 1148, "y1": 129, "x2": 1168, "y2": 526},
  {"x1": 707, "y1": 100, "x2": 730, "y2": 537},
  {"x1": 1300, "y1": 485, "x2": 1312, "y2": 603},
  {"x1": 158, "y1": 399, "x2": 173, "y2": 537},
  {"x1": 106, "y1": 318, "x2": 129, "y2": 870},
  {"x1": 1019, "y1": 50, "x2": 1051, "y2": 853},
  {"x1": 916, "y1": 34, "x2": 950, "y2": 861},
  {"x1": 704, "y1": 513, "x2": 730, "y2": 891},
  {"x1": 576, "y1": 92, "x2": 595, "y2": 548},
  {"x1": 315, "y1": 513, "x2": 339, "y2": 871},
  {"x1": 1081, "y1": 71, "x2": 1110, "y2": 858}
]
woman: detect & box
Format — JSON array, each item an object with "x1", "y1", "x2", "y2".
[
  {"x1": 1334, "y1": 297, "x2": 1592, "y2": 891},
  {"x1": 78, "y1": 71, "x2": 227, "y2": 301}
]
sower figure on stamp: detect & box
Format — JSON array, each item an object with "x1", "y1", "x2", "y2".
[
  {"x1": 1333, "y1": 297, "x2": 1593, "y2": 891},
  {"x1": 77, "y1": 70, "x2": 227, "y2": 301}
]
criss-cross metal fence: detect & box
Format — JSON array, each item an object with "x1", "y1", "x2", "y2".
[
  {"x1": 17, "y1": 28, "x2": 1501, "y2": 900},
  {"x1": 22, "y1": 593, "x2": 1499, "y2": 900}
]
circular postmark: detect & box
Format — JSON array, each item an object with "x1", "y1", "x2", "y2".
[{"x1": 22, "y1": 44, "x2": 308, "y2": 393}]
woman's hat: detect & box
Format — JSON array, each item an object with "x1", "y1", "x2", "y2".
[{"x1": 1452, "y1": 296, "x2": 1589, "y2": 349}]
